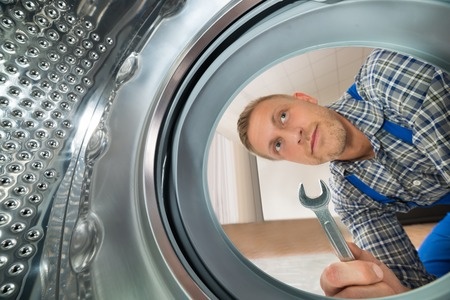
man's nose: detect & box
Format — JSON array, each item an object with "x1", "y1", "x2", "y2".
[{"x1": 283, "y1": 127, "x2": 302, "y2": 144}]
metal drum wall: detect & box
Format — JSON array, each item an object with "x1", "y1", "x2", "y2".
[
  {"x1": 0, "y1": 0, "x2": 184, "y2": 298},
  {"x1": 1, "y1": 0, "x2": 450, "y2": 299}
]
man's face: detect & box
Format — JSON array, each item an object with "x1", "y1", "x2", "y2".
[{"x1": 247, "y1": 94, "x2": 347, "y2": 165}]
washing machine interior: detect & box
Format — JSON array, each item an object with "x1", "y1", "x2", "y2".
[{"x1": 0, "y1": 0, "x2": 449, "y2": 299}]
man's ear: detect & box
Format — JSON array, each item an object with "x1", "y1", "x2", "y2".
[{"x1": 293, "y1": 92, "x2": 318, "y2": 104}]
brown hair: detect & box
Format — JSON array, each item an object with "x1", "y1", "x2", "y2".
[{"x1": 237, "y1": 94, "x2": 286, "y2": 159}]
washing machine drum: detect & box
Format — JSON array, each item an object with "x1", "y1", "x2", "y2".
[{"x1": 0, "y1": 0, "x2": 449, "y2": 299}]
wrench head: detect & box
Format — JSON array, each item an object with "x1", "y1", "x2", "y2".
[{"x1": 298, "y1": 179, "x2": 330, "y2": 209}]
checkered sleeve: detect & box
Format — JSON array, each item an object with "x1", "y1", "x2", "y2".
[
  {"x1": 413, "y1": 69, "x2": 450, "y2": 183},
  {"x1": 329, "y1": 174, "x2": 437, "y2": 289},
  {"x1": 357, "y1": 49, "x2": 450, "y2": 183},
  {"x1": 339, "y1": 49, "x2": 449, "y2": 287}
]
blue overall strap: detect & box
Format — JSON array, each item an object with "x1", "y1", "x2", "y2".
[
  {"x1": 346, "y1": 173, "x2": 450, "y2": 207},
  {"x1": 344, "y1": 83, "x2": 450, "y2": 207},
  {"x1": 381, "y1": 121, "x2": 413, "y2": 144},
  {"x1": 347, "y1": 83, "x2": 362, "y2": 100},
  {"x1": 347, "y1": 83, "x2": 413, "y2": 145},
  {"x1": 433, "y1": 192, "x2": 450, "y2": 205},
  {"x1": 345, "y1": 174, "x2": 396, "y2": 204}
]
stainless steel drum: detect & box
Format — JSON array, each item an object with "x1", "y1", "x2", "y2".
[
  {"x1": 1, "y1": 0, "x2": 449, "y2": 299},
  {"x1": 0, "y1": 0, "x2": 183, "y2": 298}
]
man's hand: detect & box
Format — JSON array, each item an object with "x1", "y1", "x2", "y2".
[{"x1": 320, "y1": 242, "x2": 410, "y2": 298}]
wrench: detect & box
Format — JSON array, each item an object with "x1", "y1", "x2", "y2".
[{"x1": 298, "y1": 180, "x2": 354, "y2": 262}]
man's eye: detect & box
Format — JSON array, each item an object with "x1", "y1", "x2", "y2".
[
  {"x1": 275, "y1": 140, "x2": 282, "y2": 152},
  {"x1": 280, "y1": 112, "x2": 287, "y2": 124}
]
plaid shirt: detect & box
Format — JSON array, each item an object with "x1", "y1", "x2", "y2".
[{"x1": 328, "y1": 49, "x2": 450, "y2": 289}]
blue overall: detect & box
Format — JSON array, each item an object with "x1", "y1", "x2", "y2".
[{"x1": 346, "y1": 83, "x2": 450, "y2": 278}]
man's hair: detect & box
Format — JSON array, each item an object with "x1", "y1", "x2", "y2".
[{"x1": 237, "y1": 94, "x2": 286, "y2": 159}]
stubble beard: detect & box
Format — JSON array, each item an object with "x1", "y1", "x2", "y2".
[{"x1": 321, "y1": 111, "x2": 347, "y2": 162}]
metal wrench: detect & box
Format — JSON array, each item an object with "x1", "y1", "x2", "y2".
[{"x1": 298, "y1": 180, "x2": 355, "y2": 262}]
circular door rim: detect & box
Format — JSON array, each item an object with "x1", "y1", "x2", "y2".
[{"x1": 144, "y1": 0, "x2": 450, "y2": 299}]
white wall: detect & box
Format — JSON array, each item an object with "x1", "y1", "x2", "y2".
[
  {"x1": 257, "y1": 159, "x2": 334, "y2": 220},
  {"x1": 208, "y1": 133, "x2": 263, "y2": 224}
]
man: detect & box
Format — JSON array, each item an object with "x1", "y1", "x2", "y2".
[{"x1": 237, "y1": 48, "x2": 450, "y2": 298}]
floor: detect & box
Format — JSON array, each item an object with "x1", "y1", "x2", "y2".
[{"x1": 223, "y1": 218, "x2": 435, "y2": 295}]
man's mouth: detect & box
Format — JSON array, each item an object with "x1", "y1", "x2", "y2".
[{"x1": 311, "y1": 126, "x2": 317, "y2": 154}]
